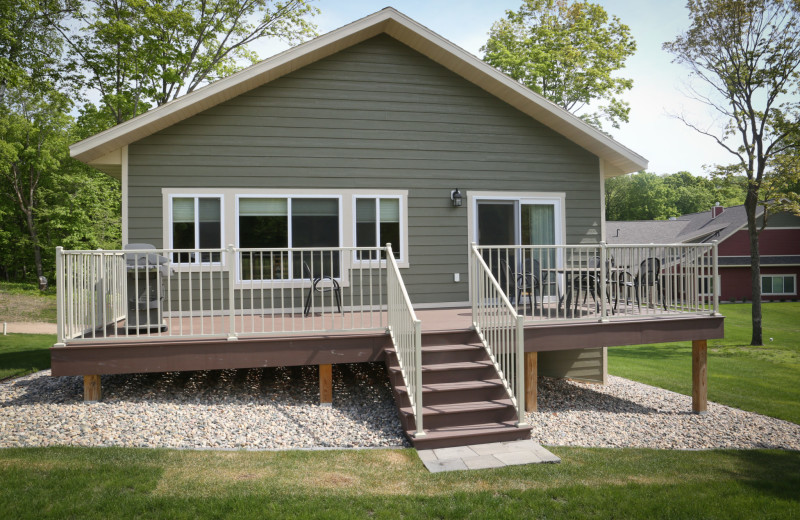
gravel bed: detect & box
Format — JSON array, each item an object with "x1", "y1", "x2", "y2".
[
  {"x1": 1, "y1": 364, "x2": 409, "y2": 450},
  {"x1": 527, "y1": 375, "x2": 800, "y2": 450},
  {"x1": 2, "y1": 368, "x2": 798, "y2": 451}
]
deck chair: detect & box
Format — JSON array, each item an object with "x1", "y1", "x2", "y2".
[
  {"x1": 616, "y1": 257, "x2": 666, "y2": 311},
  {"x1": 303, "y1": 261, "x2": 342, "y2": 316}
]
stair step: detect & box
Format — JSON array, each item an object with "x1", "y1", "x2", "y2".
[
  {"x1": 387, "y1": 360, "x2": 497, "y2": 386},
  {"x1": 393, "y1": 379, "x2": 509, "y2": 407},
  {"x1": 421, "y1": 330, "x2": 479, "y2": 347},
  {"x1": 400, "y1": 399, "x2": 518, "y2": 430},
  {"x1": 420, "y1": 343, "x2": 486, "y2": 364},
  {"x1": 411, "y1": 421, "x2": 533, "y2": 450}
]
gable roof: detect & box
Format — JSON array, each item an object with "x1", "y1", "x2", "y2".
[
  {"x1": 607, "y1": 204, "x2": 763, "y2": 245},
  {"x1": 70, "y1": 7, "x2": 647, "y2": 178}
]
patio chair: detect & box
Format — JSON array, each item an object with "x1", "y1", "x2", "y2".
[
  {"x1": 615, "y1": 257, "x2": 666, "y2": 312},
  {"x1": 501, "y1": 257, "x2": 545, "y2": 315},
  {"x1": 303, "y1": 261, "x2": 342, "y2": 316}
]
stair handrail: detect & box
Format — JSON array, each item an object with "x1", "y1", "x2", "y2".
[
  {"x1": 385, "y1": 244, "x2": 424, "y2": 437},
  {"x1": 469, "y1": 243, "x2": 527, "y2": 426}
]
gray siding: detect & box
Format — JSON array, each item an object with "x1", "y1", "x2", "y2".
[
  {"x1": 128, "y1": 34, "x2": 602, "y2": 304},
  {"x1": 539, "y1": 348, "x2": 606, "y2": 383}
]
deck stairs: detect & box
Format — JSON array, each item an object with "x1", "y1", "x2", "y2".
[{"x1": 385, "y1": 330, "x2": 532, "y2": 450}]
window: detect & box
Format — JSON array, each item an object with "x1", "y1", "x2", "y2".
[
  {"x1": 355, "y1": 197, "x2": 401, "y2": 260},
  {"x1": 762, "y1": 274, "x2": 796, "y2": 295},
  {"x1": 170, "y1": 196, "x2": 222, "y2": 263},
  {"x1": 238, "y1": 196, "x2": 340, "y2": 280}
]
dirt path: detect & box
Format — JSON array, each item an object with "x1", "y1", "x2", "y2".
[{"x1": 1, "y1": 322, "x2": 57, "y2": 334}]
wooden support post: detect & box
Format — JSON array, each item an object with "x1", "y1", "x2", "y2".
[
  {"x1": 525, "y1": 352, "x2": 538, "y2": 412},
  {"x1": 319, "y1": 364, "x2": 332, "y2": 406},
  {"x1": 692, "y1": 340, "x2": 707, "y2": 414},
  {"x1": 83, "y1": 375, "x2": 102, "y2": 402}
]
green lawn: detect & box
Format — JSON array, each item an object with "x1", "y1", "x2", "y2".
[
  {"x1": 0, "y1": 333, "x2": 54, "y2": 380},
  {"x1": 0, "y1": 447, "x2": 797, "y2": 519},
  {"x1": 609, "y1": 302, "x2": 800, "y2": 424}
]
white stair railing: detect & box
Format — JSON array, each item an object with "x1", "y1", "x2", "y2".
[
  {"x1": 470, "y1": 243, "x2": 527, "y2": 426},
  {"x1": 385, "y1": 244, "x2": 424, "y2": 437}
]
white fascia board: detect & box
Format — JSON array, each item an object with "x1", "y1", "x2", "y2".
[{"x1": 69, "y1": 7, "x2": 647, "y2": 176}]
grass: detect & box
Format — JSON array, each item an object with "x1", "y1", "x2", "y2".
[
  {"x1": 0, "y1": 447, "x2": 797, "y2": 519},
  {"x1": 0, "y1": 282, "x2": 57, "y2": 323},
  {"x1": 0, "y1": 334, "x2": 55, "y2": 380},
  {"x1": 609, "y1": 302, "x2": 800, "y2": 424}
]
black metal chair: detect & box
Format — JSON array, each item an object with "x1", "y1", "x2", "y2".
[
  {"x1": 501, "y1": 257, "x2": 545, "y2": 315},
  {"x1": 615, "y1": 257, "x2": 666, "y2": 311},
  {"x1": 303, "y1": 261, "x2": 342, "y2": 316}
]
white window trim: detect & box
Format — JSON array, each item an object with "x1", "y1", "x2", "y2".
[
  {"x1": 163, "y1": 188, "x2": 410, "y2": 284},
  {"x1": 235, "y1": 194, "x2": 344, "y2": 285},
  {"x1": 353, "y1": 194, "x2": 407, "y2": 266},
  {"x1": 469, "y1": 192, "x2": 567, "y2": 246},
  {"x1": 167, "y1": 194, "x2": 225, "y2": 266},
  {"x1": 761, "y1": 274, "x2": 797, "y2": 295}
]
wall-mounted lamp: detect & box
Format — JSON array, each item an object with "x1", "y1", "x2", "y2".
[{"x1": 450, "y1": 188, "x2": 463, "y2": 208}]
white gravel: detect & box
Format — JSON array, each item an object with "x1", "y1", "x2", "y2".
[
  {"x1": 527, "y1": 375, "x2": 800, "y2": 450},
  {"x1": 1, "y1": 364, "x2": 408, "y2": 450},
  {"x1": 1, "y1": 368, "x2": 798, "y2": 451}
]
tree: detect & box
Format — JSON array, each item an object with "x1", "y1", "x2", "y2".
[
  {"x1": 55, "y1": 0, "x2": 319, "y2": 125},
  {"x1": 664, "y1": 0, "x2": 800, "y2": 346},
  {"x1": 605, "y1": 170, "x2": 747, "y2": 221},
  {"x1": 0, "y1": 83, "x2": 72, "y2": 281},
  {"x1": 482, "y1": 0, "x2": 636, "y2": 129}
]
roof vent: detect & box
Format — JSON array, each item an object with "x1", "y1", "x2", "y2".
[{"x1": 712, "y1": 203, "x2": 724, "y2": 218}]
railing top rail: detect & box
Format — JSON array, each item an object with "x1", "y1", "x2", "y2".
[
  {"x1": 470, "y1": 244, "x2": 518, "y2": 317},
  {"x1": 473, "y1": 243, "x2": 714, "y2": 250},
  {"x1": 385, "y1": 245, "x2": 419, "y2": 323},
  {"x1": 60, "y1": 246, "x2": 385, "y2": 254}
]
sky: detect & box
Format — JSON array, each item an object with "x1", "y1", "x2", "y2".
[{"x1": 251, "y1": 0, "x2": 740, "y2": 177}]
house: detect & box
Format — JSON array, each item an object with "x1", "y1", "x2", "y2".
[
  {"x1": 607, "y1": 204, "x2": 800, "y2": 302},
  {"x1": 57, "y1": 8, "x2": 723, "y2": 449}
]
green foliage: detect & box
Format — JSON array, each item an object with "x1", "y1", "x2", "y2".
[
  {"x1": 62, "y1": 0, "x2": 319, "y2": 124},
  {"x1": 482, "y1": 0, "x2": 636, "y2": 129},
  {"x1": 605, "y1": 170, "x2": 746, "y2": 221},
  {"x1": 609, "y1": 302, "x2": 800, "y2": 424}
]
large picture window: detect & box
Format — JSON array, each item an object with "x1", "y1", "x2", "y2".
[
  {"x1": 238, "y1": 197, "x2": 340, "y2": 280},
  {"x1": 170, "y1": 196, "x2": 222, "y2": 263},
  {"x1": 355, "y1": 197, "x2": 401, "y2": 260},
  {"x1": 761, "y1": 274, "x2": 796, "y2": 295}
]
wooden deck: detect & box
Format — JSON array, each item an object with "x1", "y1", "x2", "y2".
[{"x1": 51, "y1": 306, "x2": 724, "y2": 377}]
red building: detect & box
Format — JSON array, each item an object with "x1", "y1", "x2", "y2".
[{"x1": 608, "y1": 205, "x2": 800, "y2": 302}]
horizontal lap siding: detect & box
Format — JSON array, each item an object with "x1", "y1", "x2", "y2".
[{"x1": 128, "y1": 35, "x2": 601, "y2": 304}]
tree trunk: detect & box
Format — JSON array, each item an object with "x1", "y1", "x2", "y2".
[
  {"x1": 23, "y1": 207, "x2": 44, "y2": 280},
  {"x1": 744, "y1": 189, "x2": 762, "y2": 346}
]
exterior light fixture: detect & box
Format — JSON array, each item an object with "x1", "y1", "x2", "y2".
[{"x1": 451, "y1": 188, "x2": 463, "y2": 207}]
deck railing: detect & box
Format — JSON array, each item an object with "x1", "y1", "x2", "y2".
[
  {"x1": 473, "y1": 242, "x2": 719, "y2": 323},
  {"x1": 386, "y1": 244, "x2": 424, "y2": 437},
  {"x1": 56, "y1": 246, "x2": 388, "y2": 344},
  {"x1": 469, "y1": 244, "x2": 527, "y2": 426}
]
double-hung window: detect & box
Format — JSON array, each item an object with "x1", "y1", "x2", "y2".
[
  {"x1": 761, "y1": 274, "x2": 796, "y2": 295},
  {"x1": 238, "y1": 197, "x2": 340, "y2": 280},
  {"x1": 355, "y1": 197, "x2": 401, "y2": 260},
  {"x1": 170, "y1": 196, "x2": 222, "y2": 263}
]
